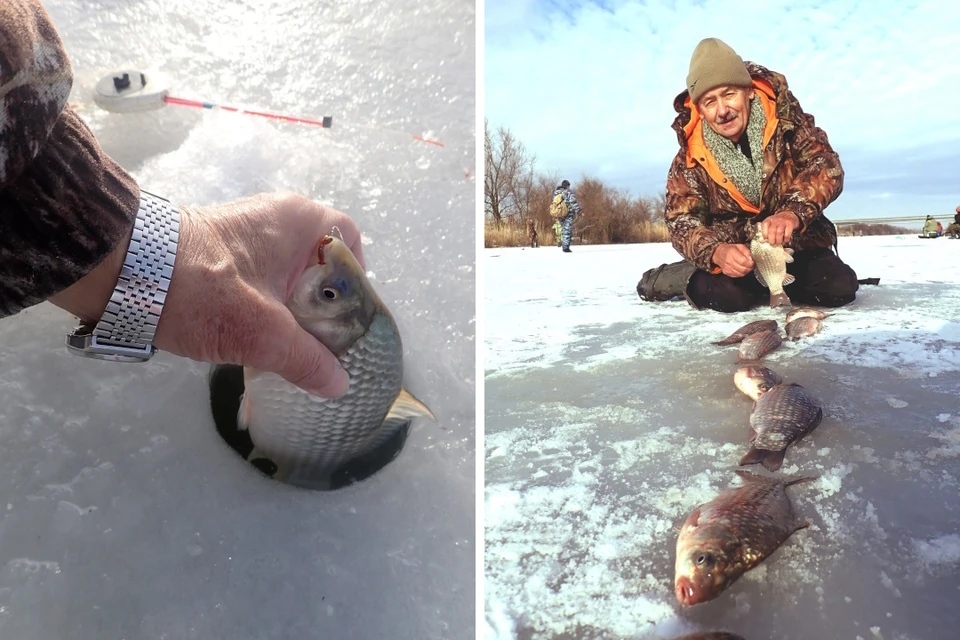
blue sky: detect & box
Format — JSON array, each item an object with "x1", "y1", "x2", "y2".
[{"x1": 485, "y1": 0, "x2": 960, "y2": 220}]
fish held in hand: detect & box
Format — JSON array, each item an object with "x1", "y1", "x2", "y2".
[
  {"x1": 674, "y1": 470, "x2": 814, "y2": 607},
  {"x1": 786, "y1": 307, "x2": 829, "y2": 324},
  {"x1": 737, "y1": 329, "x2": 782, "y2": 362},
  {"x1": 785, "y1": 316, "x2": 822, "y2": 341},
  {"x1": 741, "y1": 383, "x2": 822, "y2": 472},
  {"x1": 749, "y1": 223, "x2": 795, "y2": 308},
  {"x1": 734, "y1": 365, "x2": 783, "y2": 401},
  {"x1": 713, "y1": 319, "x2": 778, "y2": 346},
  {"x1": 235, "y1": 235, "x2": 435, "y2": 490}
]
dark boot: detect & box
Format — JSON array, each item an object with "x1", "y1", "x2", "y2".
[{"x1": 637, "y1": 261, "x2": 697, "y2": 302}]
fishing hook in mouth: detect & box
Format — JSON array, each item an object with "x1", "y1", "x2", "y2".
[{"x1": 317, "y1": 235, "x2": 335, "y2": 265}]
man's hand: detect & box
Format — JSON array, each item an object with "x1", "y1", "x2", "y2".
[
  {"x1": 760, "y1": 211, "x2": 801, "y2": 246},
  {"x1": 52, "y1": 192, "x2": 365, "y2": 398},
  {"x1": 712, "y1": 243, "x2": 755, "y2": 278},
  {"x1": 158, "y1": 192, "x2": 365, "y2": 397}
]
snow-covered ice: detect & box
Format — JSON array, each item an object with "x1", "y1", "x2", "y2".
[
  {"x1": 0, "y1": 1, "x2": 475, "y2": 638},
  {"x1": 484, "y1": 236, "x2": 960, "y2": 639}
]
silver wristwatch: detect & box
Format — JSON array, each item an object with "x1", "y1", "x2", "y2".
[{"x1": 65, "y1": 191, "x2": 180, "y2": 362}]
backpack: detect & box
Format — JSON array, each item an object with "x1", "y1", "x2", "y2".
[{"x1": 549, "y1": 192, "x2": 569, "y2": 219}]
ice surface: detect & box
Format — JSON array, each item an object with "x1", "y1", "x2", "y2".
[
  {"x1": 484, "y1": 237, "x2": 960, "y2": 639},
  {"x1": 0, "y1": 1, "x2": 474, "y2": 638}
]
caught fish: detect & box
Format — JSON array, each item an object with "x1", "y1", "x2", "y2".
[
  {"x1": 741, "y1": 383, "x2": 822, "y2": 472},
  {"x1": 785, "y1": 307, "x2": 829, "y2": 324},
  {"x1": 670, "y1": 634, "x2": 746, "y2": 640},
  {"x1": 749, "y1": 223, "x2": 795, "y2": 307},
  {"x1": 674, "y1": 470, "x2": 814, "y2": 606},
  {"x1": 785, "y1": 316, "x2": 822, "y2": 341},
  {"x1": 734, "y1": 365, "x2": 783, "y2": 400},
  {"x1": 234, "y1": 235, "x2": 435, "y2": 489},
  {"x1": 737, "y1": 329, "x2": 782, "y2": 362},
  {"x1": 712, "y1": 319, "x2": 778, "y2": 346}
]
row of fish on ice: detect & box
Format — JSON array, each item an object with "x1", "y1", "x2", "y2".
[{"x1": 669, "y1": 225, "x2": 833, "y2": 640}]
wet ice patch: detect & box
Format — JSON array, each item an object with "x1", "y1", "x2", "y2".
[{"x1": 913, "y1": 534, "x2": 960, "y2": 570}]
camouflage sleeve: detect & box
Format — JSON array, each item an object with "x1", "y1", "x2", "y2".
[
  {"x1": 0, "y1": 0, "x2": 139, "y2": 318},
  {"x1": 564, "y1": 189, "x2": 582, "y2": 216},
  {"x1": 664, "y1": 153, "x2": 721, "y2": 272},
  {"x1": 774, "y1": 92, "x2": 844, "y2": 232}
]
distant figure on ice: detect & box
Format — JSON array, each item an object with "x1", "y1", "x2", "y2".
[
  {"x1": 550, "y1": 179, "x2": 583, "y2": 253},
  {"x1": 921, "y1": 215, "x2": 941, "y2": 238},
  {"x1": 636, "y1": 38, "x2": 859, "y2": 312},
  {"x1": 527, "y1": 218, "x2": 539, "y2": 248},
  {"x1": 944, "y1": 207, "x2": 960, "y2": 238},
  {"x1": 552, "y1": 219, "x2": 563, "y2": 247}
]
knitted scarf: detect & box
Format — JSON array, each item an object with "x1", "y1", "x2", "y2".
[{"x1": 702, "y1": 96, "x2": 766, "y2": 207}]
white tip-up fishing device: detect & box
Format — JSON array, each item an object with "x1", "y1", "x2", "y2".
[{"x1": 91, "y1": 68, "x2": 443, "y2": 147}]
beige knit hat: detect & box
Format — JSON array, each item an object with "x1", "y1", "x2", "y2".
[{"x1": 686, "y1": 38, "x2": 752, "y2": 104}]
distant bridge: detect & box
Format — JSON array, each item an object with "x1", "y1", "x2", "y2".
[{"x1": 833, "y1": 215, "x2": 944, "y2": 226}]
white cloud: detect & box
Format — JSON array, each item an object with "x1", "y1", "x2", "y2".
[{"x1": 485, "y1": 0, "x2": 960, "y2": 218}]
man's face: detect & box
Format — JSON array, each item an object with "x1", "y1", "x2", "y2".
[{"x1": 697, "y1": 85, "x2": 754, "y2": 143}]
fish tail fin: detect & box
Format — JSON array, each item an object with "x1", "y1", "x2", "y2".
[
  {"x1": 736, "y1": 469, "x2": 816, "y2": 490},
  {"x1": 769, "y1": 292, "x2": 792, "y2": 308},
  {"x1": 784, "y1": 475, "x2": 818, "y2": 488},
  {"x1": 738, "y1": 447, "x2": 785, "y2": 471},
  {"x1": 381, "y1": 387, "x2": 436, "y2": 432},
  {"x1": 734, "y1": 464, "x2": 783, "y2": 484},
  {"x1": 759, "y1": 449, "x2": 786, "y2": 471}
]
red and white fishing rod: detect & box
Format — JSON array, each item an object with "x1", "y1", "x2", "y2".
[{"x1": 92, "y1": 69, "x2": 444, "y2": 147}]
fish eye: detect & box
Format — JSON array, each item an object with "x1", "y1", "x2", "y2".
[
  {"x1": 695, "y1": 553, "x2": 714, "y2": 566},
  {"x1": 321, "y1": 287, "x2": 339, "y2": 300}
]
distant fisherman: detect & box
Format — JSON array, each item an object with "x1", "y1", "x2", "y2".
[
  {"x1": 637, "y1": 38, "x2": 859, "y2": 312},
  {"x1": 552, "y1": 179, "x2": 584, "y2": 253},
  {"x1": 944, "y1": 206, "x2": 960, "y2": 238}
]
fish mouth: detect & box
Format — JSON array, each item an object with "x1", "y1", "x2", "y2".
[{"x1": 674, "y1": 576, "x2": 699, "y2": 606}]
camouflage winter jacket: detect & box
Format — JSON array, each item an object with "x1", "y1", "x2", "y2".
[
  {"x1": 664, "y1": 62, "x2": 843, "y2": 273},
  {"x1": 0, "y1": 0, "x2": 139, "y2": 317},
  {"x1": 552, "y1": 186, "x2": 582, "y2": 218}
]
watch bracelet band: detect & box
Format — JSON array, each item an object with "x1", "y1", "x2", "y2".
[{"x1": 70, "y1": 191, "x2": 180, "y2": 360}]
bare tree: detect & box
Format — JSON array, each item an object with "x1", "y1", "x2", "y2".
[{"x1": 484, "y1": 120, "x2": 535, "y2": 226}]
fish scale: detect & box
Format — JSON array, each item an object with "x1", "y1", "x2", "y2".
[
  {"x1": 737, "y1": 329, "x2": 782, "y2": 361},
  {"x1": 785, "y1": 316, "x2": 822, "y2": 340},
  {"x1": 713, "y1": 319, "x2": 778, "y2": 346},
  {"x1": 241, "y1": 312, "x2": 404, "y2": 488},
  {"x1": 742, "y1": 383, "x2": 822, "y2": 471}
]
